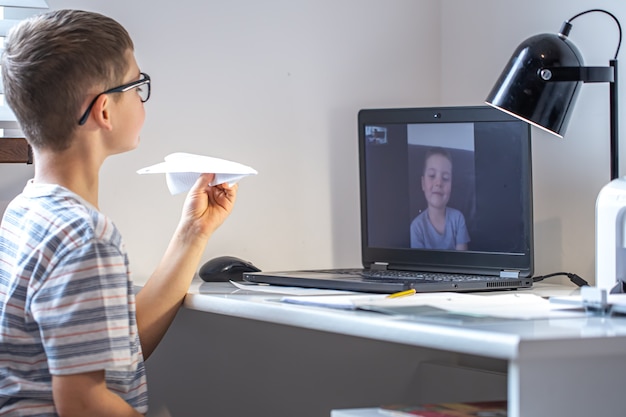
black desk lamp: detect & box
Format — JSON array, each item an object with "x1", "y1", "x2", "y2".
[
  {"x1": 485, "y1": 9, "x2": 625, "y2": 294},
  {"x1": 485, "y1": 8, "x2": 621, "y2": 180}
]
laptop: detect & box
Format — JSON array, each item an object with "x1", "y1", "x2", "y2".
[{"x1": 244, "y1": 105, "x2": 534, "y2": 293}]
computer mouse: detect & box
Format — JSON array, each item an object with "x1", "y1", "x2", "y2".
[{"x1": 198, "y1": 255, "x2": 261, "y2": 282}]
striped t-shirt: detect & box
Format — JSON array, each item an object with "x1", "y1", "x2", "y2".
[{"x1": 0, "y1": 181, "x2": 147, "y2": 415}]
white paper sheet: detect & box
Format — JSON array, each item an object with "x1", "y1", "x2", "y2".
[
  {"x1": 281, "y1": 292, "x2": 587, "y2": 319},
  {"x1": 137, "y1": 152, "x2": 258, "y2": 194}
]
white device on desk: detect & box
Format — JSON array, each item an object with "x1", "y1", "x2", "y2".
[{"x1": 596, "y1": 177, "x2": 626, "y2": 293}]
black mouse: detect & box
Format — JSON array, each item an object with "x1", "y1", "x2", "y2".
[{"x1": 198, "y1": 255, "x2": 261, "y2": 282}]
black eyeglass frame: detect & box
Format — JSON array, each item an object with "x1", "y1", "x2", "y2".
[{"x1": 77, "y1": 72, "x2": 151, "y2": 125}]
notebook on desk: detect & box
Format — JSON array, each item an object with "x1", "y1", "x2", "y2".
[{"x1": 245, "y1": 105, "x2": 534, "y2": 293}]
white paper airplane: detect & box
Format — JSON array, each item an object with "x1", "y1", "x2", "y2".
[{"x1": 137, "y1": 152, "x2": 257, "y2": 194}]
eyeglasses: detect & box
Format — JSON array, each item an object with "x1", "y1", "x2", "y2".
[{"x1": 77, "y1": 72, "x2": 151, "y2": 125}]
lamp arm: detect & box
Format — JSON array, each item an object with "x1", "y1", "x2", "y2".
[
  {"x1": 610, "y1": 59, "x2": 619, "y2": 180},
  {"x1": 539, "y1": 66, "x2": 614, "y2": 83}
]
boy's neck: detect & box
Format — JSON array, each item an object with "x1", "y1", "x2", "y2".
[
  {"x1": 32, "y1": 146, "x2": 102, "y2": 208},
  {"x1": 428, "y1": 206, "x2": 446, "y2": 218}
]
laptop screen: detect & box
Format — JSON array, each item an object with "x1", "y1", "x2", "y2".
[{"x1": 358, "y1": 106, "x2": 533, "y2": 277}]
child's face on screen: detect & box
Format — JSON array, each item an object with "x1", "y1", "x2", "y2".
[{"x1": 421, "y1": 154, "x2": 452, "y2": 210}]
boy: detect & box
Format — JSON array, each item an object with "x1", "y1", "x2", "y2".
[
  {"x1": 410, "y1": 147, "x2": 469, "y2": 250},
  {"x1": 0, "y1": 9, "x2": 237, "y2": 416}
]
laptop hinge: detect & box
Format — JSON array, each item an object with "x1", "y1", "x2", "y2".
[
  {"x1": 500, "y1": 270, "x2": 520, "y2": 279},
  {"x1": 371, "y1": 262, "x2": 389, "y2": 271}
]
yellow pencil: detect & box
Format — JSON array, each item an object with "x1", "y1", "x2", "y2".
[{"x1": 386, "y1": 288, "x2": 416, "y2": 299}]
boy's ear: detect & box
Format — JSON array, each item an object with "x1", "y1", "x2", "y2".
[{"x1": 91, "y1": 94, "x2": 113, "y2": 131}]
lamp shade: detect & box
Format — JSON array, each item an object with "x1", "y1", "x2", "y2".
[{"x1": 486, "y1": 33, "x2": 584, "y2": 137}]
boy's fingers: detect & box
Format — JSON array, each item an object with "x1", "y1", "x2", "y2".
[{"x1": 190, "y1": 173, "x2": 215, "y2": 192}]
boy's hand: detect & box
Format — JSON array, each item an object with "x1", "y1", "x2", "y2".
[{"x1": 178, "y1": 173, "x2": 238, "y2": 241}]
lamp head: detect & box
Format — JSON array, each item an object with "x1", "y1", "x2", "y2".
[{"x1": 486, "y1": 32, "x2": 584, "y2": 137}]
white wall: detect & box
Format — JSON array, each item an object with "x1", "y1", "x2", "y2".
[
  {"x1": 2, "y1": 0, "x2": 621, "y2": 286},
  {"x1": 441, "y1": 0, "x2": 626, "y2": 285},
  {"x1": 0, "y1": 0, "x2": 440, "y2": 281}
]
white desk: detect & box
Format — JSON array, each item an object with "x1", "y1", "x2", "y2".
[{"x1": 144, "y1": 281, "x2": 626, "y2": 417}]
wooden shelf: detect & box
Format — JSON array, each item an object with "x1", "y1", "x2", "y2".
[{"x1": 0, "y1": 137, "x2": 32, "y2": 164}]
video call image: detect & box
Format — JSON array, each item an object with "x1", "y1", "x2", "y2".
[
  {"x1": 365, "y1": 126, "x2": 388, "y2": 144},
  {"x1": 364, "y1": 120, "x2": 528, "y2": 255},
  {"x1": 406, "y1": 123, "x2": 475, "y2": 251}
]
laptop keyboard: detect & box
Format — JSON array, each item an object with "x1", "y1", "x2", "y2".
[{"x1": 311, "y1": 268, "x2": 499, "y2": 282}]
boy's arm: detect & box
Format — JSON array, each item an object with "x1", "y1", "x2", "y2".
[
  {"x1": 52, "y1": 371, "x2": 143, "y2": 417},
  {"x1": 135, "y1": 173, "x2": 237, "y2": 359}
]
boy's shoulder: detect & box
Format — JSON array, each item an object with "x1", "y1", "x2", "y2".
[{"x1": 11, "y1": 182, "x2": 120, "y2": 248}]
